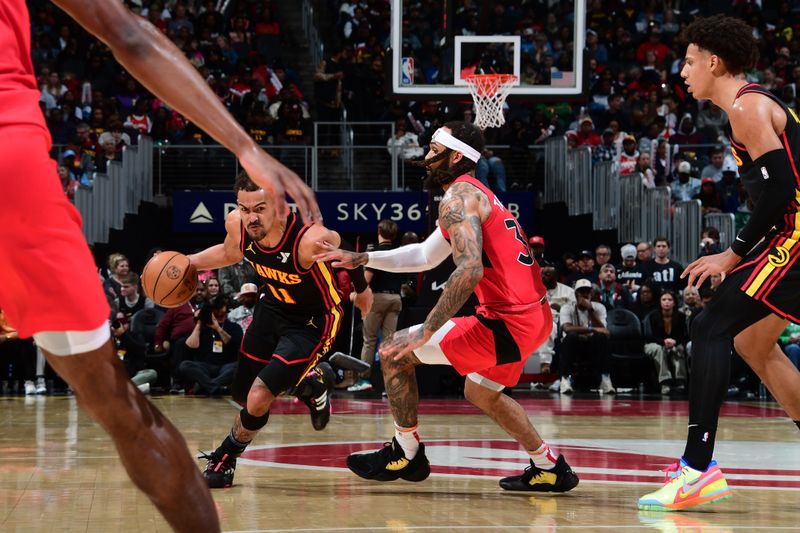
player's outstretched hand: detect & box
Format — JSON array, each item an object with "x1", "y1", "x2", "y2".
[
  {"x1": 352, "y1": 287, "x2": 374, "y2": 315},
  {"x1": 313, "y1": 241, "x2": 368, "y2": 269},
  {"x1": 681, "y1": 248, "x2": 741, "y2": 288},
  {"x1": 238, "y1": 147, "x2": 321, "y2": 225},
  {"x1": 379, "y1": 327, "x2": 431, "y2": 363}
]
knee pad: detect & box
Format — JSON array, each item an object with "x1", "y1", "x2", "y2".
[{"x1": 239, "y1": 407, "x2": 270, "y2": 431}]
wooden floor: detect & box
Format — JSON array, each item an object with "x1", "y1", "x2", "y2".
[{"x1": 1, "y1": 393, "x2": 797, "y2": 532}]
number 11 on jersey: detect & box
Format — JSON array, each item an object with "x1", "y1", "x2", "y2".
[{"x1": 266, "y1": 284, "x2": 297, "y2": 304}]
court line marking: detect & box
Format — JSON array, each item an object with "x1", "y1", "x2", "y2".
[{"x1": 225, "y1": 526, "x2": 799, "y2": 533}]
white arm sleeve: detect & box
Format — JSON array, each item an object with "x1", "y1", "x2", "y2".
[{"x1": 366, "y1": 230, "x2": 452, "y2": 273}]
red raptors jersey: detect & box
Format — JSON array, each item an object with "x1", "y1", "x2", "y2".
[
  {"x1": 0, "y1": 1, "x2": 47, "y2": 132},
  {"x1": 440, "y1": 175, "x2": 546, "y2": 316}
]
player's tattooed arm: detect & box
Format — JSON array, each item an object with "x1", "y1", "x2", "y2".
[{"x1": 423, "y1": 182, "x2": 486, "y2": 334}]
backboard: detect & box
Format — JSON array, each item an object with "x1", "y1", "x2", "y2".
[{"x1": 391, "y1": 0, "x2": 586, "y2": 97}]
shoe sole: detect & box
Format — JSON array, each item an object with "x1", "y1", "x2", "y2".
[{"x1": 638, "y1": 489, "x2": 733, "y2": 511}]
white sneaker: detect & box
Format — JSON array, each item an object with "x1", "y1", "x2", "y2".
[
  {"x1": 599, "y1": 375, "x2": 616, "y2": 394},
  {"x1": 137, "y1": 382, "x2": 151, "y2": 395},
  {"x1": 24, "y1": 381, "x2": 36, "y2": 396},
  {"x1": 559, "y1": 377, "x2": 573, "y2": 394},
  {"x1": 347, "y1": 379, "x2": 373, "y2": 392},
  {"x1": 35, "y1": 377, "x2": 46, "y2": 395},
  {"x1": 548, "y1": 379, "x2": 561, "y2": 392}
]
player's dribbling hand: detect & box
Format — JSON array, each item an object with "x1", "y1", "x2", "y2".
[
  {"x1": 379, "y1": 327, "x2": 430, "y2": 363},
  {"x1": 238, "y1": 147, "x2": 322, "y2": 225},
  {"x1": 681, "y1": 248, "x2": 741, "y2": 288}
]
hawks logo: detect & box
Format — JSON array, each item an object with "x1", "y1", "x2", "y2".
[{"x1": 768, "y1": 246, "x2": 791, "y2": 267}]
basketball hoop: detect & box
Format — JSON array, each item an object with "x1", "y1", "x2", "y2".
[{"x1": 465, "y1": 74, "x2": 517, "y2": 130}]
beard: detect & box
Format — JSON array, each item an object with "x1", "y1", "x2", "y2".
[{"x1": 415, "y1": 149, "x2": 457, "y2": 188}]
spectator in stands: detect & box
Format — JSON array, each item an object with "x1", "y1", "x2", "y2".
[
  {"x1": 103, "y1": 253, "x2": 129, "y2": 301},
  {"x1": 218, "y1": 259, "x2": 258, "y2": 303},
  {"x1": 630, "y1": 280, "x2": 659, "y2": 322},
  {"x1": 636, "y1": 25, "x2": 670, "y2": 66},
  {"x1": 671, "y1": 114, "x2": 706, "y2": 158},
  {"x1": 636, "y1": 240, "x2": 653, "y2": 264},
  {"x1": 111, "y1": 315, "x2": 157, "y2": 394},
  {"x1": 475, "y1": 149, "x2": 507, "y2": 192},
  {"x1": 576, "y1": 117, "x2": 601, "y2": 147},
  {"x1": 115, "y1": 272, "x2": 153, "y2": 321},
  {"x1": 529, "y1": 236, "x2": 546, "y2": 263},
  {"x1": 700, "y1": 146, "x2": 726, "y2": 182},
  {"x1": 643, "y1": 290, "x2": 688, "y2": 395},
  {"x1": 386, "y1": 120, "x2": 424, "y2": 161},
  {"x1": 643, "y1": 237, "x2": 685, "y2": 295},
  {"x1": 178, "y1": 296, "x2": 242, "y2": 396},
  {"x1": 653, "y1": 139, "x2": 669, "y2": 184},
  {"x1": 124, "y1": 98, "x2": 152, "y2": 134},
  {"x1": 568, "y1": 250, "x2": 598, "y2": 285},
  {"x1": 154, "y1": 283, "x2": 208, "y2": 393},
  {"x1": 699, "y1": 227, "x2": 724, "y2": 257},
  {"x1": 618, "y1": 134, "x2": 639, "y2": 175},
  {"x1": 314, "y1": 45, "x2": 349, "y2": 121},
  {"x1": 597, "y1": 264, "x2": 632, "y2": 311},
  {"x1": 561, "y1": 252, "x2": 579, "y2": 282},
  {"x1": 617, "y1": 243, "x2": 645, "y2": 293},
  {"x1": 636, "y1": 152, "x2": 657, "y2": 188},
  {"x1": 228, "y1": 283, "x2": 258, "y2": 334},
  {"x1": 680, "y1": 286, "x2": 703, "y2": 330},
  {"x1": 695, "y1": 177, "x2": 723, "y2": 213},
  {"x1": 558, "y1": 279, "x2": 615, "y2": 394},
  {"x1": 57, "y1": 164, "x2": 78, "y2": 200},
  {"x1": 671, "y1": 161, "x2": 701, "y2": 203},
  {"x1": 595, "y1": 244, "x2": 612, "y2": 268},
  {"x1": 541, "y1": 263, "x2": 575, "y2": 312},
  {"x1": 719, "y1": 160, "x2": 741, "y2": 213},
  {"x1": 205, "y1": 276, "x2": 221, "y2": 299},
  {"x1": 95, "y1": 137, "x2": 119, "y2": 173},
  {"x1": 594, "y1": 128, "x2": 617, "y2": 163}
]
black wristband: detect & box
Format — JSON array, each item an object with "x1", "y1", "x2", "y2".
[
  {"x1": 350, "y1": 266, "x2": 368, "y2": 293},
  {"x1": 730, "y1": 149, "x2": 796, "y2": 257}
]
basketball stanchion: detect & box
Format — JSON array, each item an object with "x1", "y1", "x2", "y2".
[{"x1": 464, "y1": 73, "x2": 518, "y2": 130}]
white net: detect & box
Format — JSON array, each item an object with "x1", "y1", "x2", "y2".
[{"x1": 465, "y1": 74, "x2": 517, "y2": 130}]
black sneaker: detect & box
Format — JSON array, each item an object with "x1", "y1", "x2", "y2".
[
  {"x1": 198, "y1": 451, "x2": 237, "y2": 488},
  {"x1": 347, "y1": 437, "x2": 430, "y2": 482},
  {"x1": 499, "y1": 455, "x2": 579, "y2": 492},
  {"x1": 298, "y1": 362, "x2": 335, "y2": 431}
]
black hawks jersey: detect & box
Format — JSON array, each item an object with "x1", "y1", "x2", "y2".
[
  {"x1": 726, "y1": 83, "x2": 800, "y2": 302},
  {"x1": 240, "y1": 211, "x2": 343, "y2": 324},
  {"x1": 727, "y1": 83, "x2": 800, "y2": 242}
]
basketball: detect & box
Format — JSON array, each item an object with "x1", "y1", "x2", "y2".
[{"x1": 141, "y1": 251, "x2": 197, "y2": 308}]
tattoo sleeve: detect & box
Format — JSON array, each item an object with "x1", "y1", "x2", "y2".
[{"x1": 423, "y1": 183, "x2": 485, "y2": 333}]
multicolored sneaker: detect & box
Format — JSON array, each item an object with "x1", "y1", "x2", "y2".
[
  {"x1": 499, "y1": 455, "x2": 579, "y2": 492},
  {"x1": 198, "y1": 450, "x2": 237, "y2": 488},
  {"x1": 347, "y1": 437, "x2": 431, "y2": 482},
  {"x1": 638, "y1": 458, "x2": 732, "y2": 511}
]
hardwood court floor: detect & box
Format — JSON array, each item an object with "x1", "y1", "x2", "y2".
[{"x1": 1, "y1": 393, "x2": 797, "y2": 532}]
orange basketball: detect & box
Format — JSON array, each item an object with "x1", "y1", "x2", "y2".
[{"x1": 141, "y1": 251, "x2": 198, "y2": 308}]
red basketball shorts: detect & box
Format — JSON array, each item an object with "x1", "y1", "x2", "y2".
[
  {"x1": 0, "y1": 126, "x2": 109, "y2": 338},
  {"x1": 437, "y1": 301, "x2": 552, "y2": 388}
]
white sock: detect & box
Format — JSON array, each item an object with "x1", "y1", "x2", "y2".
[
  {"x1": 528, "y1": 442, "x2": 558, "y2": 470},
  {"x1": 394, "y1": 423, "x2": 420, "y2": 459}
]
